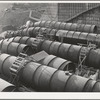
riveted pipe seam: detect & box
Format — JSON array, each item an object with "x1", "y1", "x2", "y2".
[
  {"x1": 15, "y1": 36, "x2": 22, "y2": 43},
  {"x1": 58, "y1": 61, "x2": 73, "y2": 71},
  {"x1": 30, "y1": 64, "x2": 42, "y2": 87},
  {"x1": 6, "y1": 42, "x2": 13, "y2": 54},
  {"x1": 2, "y1": 56, "x2": 11, "y2": 77},
  {"x1": 91, "y1": 81, "x2": 99, "y2": 92},
  {"x1": 41, "y1": 54, "x2": 74, "y2": 71},
  {"x1": 19, "y1": 37, "x2": 30, "y2": 44},
  {"x1": 82, "y1": 79, "x2": 92, "y2": 92},
  {"x1": 48, "y1": 69, "x2": 58, "y2": 91},
  {"x1": 32, "y1": 64, "x2": 46, "y2": 88},
  {"x1": 82, "y1": 79, "x2": 96, "y2": 92},
  {"x1": 47, "y1": 56, "x2": 57, "y2": 66},
  {"x1": 64, "y1": 74, "x2": 89, "y2": 92},
  {"x1": 92, "y1": 81, "x2": 100, "y2": 92},
  {"x1": 35, "y1": 66, "x2": 49, "y2": 89},
  {"x1": 48, "y1": 57, "x2": 65, "y2": 69},
  {"x1": 63, "y1": 74, "x2": 73, "y2": 92},
  {"x1": 0, "y1": 39, "x2": 4, "y2": 50}
]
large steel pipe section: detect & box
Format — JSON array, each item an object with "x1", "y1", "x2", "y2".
[
  {"x1": 0, "y1": 39, "x2": 33, "y2": 56},
  {"x1": 0, "y1": 78, "x2": 36, "y2": 92},
  {"x1": 8, "y1": 37, "x2": 100, "y2": 69},
  {"x1": 4, "y1": 27, "x2": 57, "y2": 39},
  {"x1": 36, "y1": 40, "x2": 100, "y2": 69},
  {"x1": 0, "y1": 53, "x2": 99, "y2": 92},
  {"x1": 5, "y1": 28, "x2": 100, "y2": 47},
  {"x1": 4, "y1": 29, "x2": 100, "y2": 48},
  {"x1": 6, "y1": 36, "x2": 36, "y2": 46},
  {"x1": 34, "y1": 21, "x2": 97, "y2": 33},
  {"x1": 56, "y1": 30, "x2": 100, "y2": 46},
  {"x1": 20, "y1": 28, "x2": 100, "y2": 47},
  {"x1": 39, "y1": 55, "x2": 75, "y2": 71},
  {"x1": 0, "y1": 78, "x2": 18, "y2": 92}
]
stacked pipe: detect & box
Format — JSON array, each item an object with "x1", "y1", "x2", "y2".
[
  {"x1": 23, "y1": 28, "x2": 100, "y2": 47},
  {"x1": 4, "y1": 26, "x2": 96, "y2": 39},
  {"x1": 0, "y1": 39, "x2": 33, "y2": 56},
  {"x1": 34, "y1": 21, "x2": 97, "y2": 33},
  {"x1": 0, "y1": 37, "x2": 75, "y2": 71},
  {"x1": 30, "y1": 39, "x2": 100, "y2": 69},
  {"x1": 0, "y1": 53, "x2": 100, "y2": 92},
  {"x1": 4, "y1": 32, "x2": 100, "y2": 49},
  {"x1": 2, "y1": 37, "x2": 100, "y2": 69},
  {"x1": 5, "y1": 26, "x2": 100, "y2": 47}
]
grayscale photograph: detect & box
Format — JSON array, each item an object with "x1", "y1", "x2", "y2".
[{"x1": 0, "y1": 2, "x2": 100, "y2": 92}]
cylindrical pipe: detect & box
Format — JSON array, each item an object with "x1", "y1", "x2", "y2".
[
  {"x1": 34, "y1": 21, "x2": 97, "y2": 33},
  {"x1": 7, "y1": 37, "x2": 98, "y2": 70},
  {"x1": 3, "y1": 26, "x2": 98, "y2": 48},
  {"x1": 28, "y1": 27, "x2": 100, "y2": 46},
  {"x1": 0, "y1": 53, "x2": 99, "y2": 92},
  {"x1": 64, "y1": 75, "x2": 90, "y2": 92},
  {"x1": 5, "y1": 27, "x2": 100, "y2": 47},
  {"x1": 0, "y1": 40, "x2": 33, "y2": 56},
  {"x1": 0, "y1": 78, "x2": 36, "y2": 92},
  {"x1": 0, "y1": 78, "x2": 17, "y2": 92},
  {"x1": 55, "y1": 30, "x2": 99, "y2": 46},
  {"x1": 40, "y1": 55, "x2": 75, "y2": 71},
  {"x1": 4, "y1": 27, "x2": 55, "y2": 39},
  {"x1": 37, "y1": 40, "x2": 100, "y2": 69},
  {"x1": 5, "y1": 36, "x2": 37, "y2": 46}
]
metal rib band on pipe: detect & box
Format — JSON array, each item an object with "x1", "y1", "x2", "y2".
[
  {"x1": 0, "y1": 54, "x2": 99, "y2": 92},
  {"x1": 40, "y1": 40, "x2": 83, "y2": 63},
  {"x1": 34, "y1": 21, "x2": 97, "y2": 33}
]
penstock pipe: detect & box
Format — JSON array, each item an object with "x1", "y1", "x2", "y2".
[{"x1": 0, "y1": 53, "x2": 99, "y2": 92}]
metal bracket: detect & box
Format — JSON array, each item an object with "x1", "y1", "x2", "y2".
[{"x1": 9, "y1": 53, "x2": 27, "y2": 86}]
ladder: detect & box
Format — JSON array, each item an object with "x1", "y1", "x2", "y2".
[
  {"x1": 76, "y1": 41, "x2": 96, "y2": 75},
  {"x1": 78, "y1": 47, "x2": 88, "y2": 73}
]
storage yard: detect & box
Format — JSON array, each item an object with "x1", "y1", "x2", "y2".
[{"x1": 0, "y1": 3, "x2": 100, "y2": 92}]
